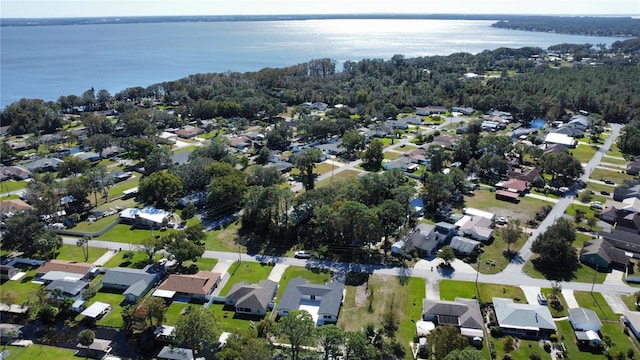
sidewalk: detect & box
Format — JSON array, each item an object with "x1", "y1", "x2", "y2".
[{"x1": 210, "y1": 259, "x2": 236, "y2": 297}]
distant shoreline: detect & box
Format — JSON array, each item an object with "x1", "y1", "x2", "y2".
[{"x1": 0, "y1": 13, "x2": 632, "y2": 27}]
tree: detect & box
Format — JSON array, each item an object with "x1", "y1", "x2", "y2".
[
  {"x1": 84, "y1": 133, "x2": 114, "y2": 158},
  {"x1": 317, "y1": 324, "x2": 344, "y2": 360},
  {"x1": 363, "y1": 139, "x2": 384, "y2": 170},
  {"x1": 57, "y1": 155, "x2": 91, "y2": 177},
  {"x1": 276, "y1": 310, "x2": 316, "y2": 360},
  {"x1": 137, "y1": 296, "x2": 167, "y2": 327},
  {"x1": 85, "y1": 165, "x2": 109, "y2": 206},
  {"x1": 242, "y1": 185, "x2": 293, "y2": 237},
  {"x1": 207, "y1": 165, "x2": 247, "y2": 217},
  {"x1": 65, "y1": 175, "x2": 91, "y2": 203},
  {"x1": 77, "y1": 235, "x2": 91, "y2": 262},
  {"x1": 421, "y1": 172, "x2": 453, "y2": 212},
  {"x1": 173, "y1": 156, "x2": 214, "y2": 193},
  {"x1": 531, "y1": 218, "x2": 579, "y2": 273},
  {"x1": 217, "y1": 334, "x2": 273, "y2": 360},
  {"x1": 34, "y1": 231, "x2": 62, "y2": 260},
  {"x1": 344, "y1": 330, "x2": 376, "y2": 360},
  {"x1": 427, "y1": 144, "x2": 448, "y2": 173},
  {"x1": 182, "y1": 202, "x2": 197, "y2": 220},
  {"x1": 139, "y1": 171, "x2": 183, "y2": 208},
  {"x1": 174, "y1": 306, "x2": 219, "y2": 360},
  {"x1": 426, "y1": 325, "x2": 469, "y2": 360},
  {"x1": 452, "y1": 137, "x2": 472, "y2": 165},
  {"x1": 342, "y1": 130, "x2": 366, "y2": 155},
  {"x1": 293, "y1": 147, "x2": 323, "y2": 191},
  {"x1": 255, "y1": 146, "x2": 272, "y2": 165},
  {"x1": 77, "y1": 329, "x2": 95, "y2": 352},
  {"x1": 377, "y1": 199, "x2": 406, "y2": 256},
  {"x1": 444, "y1": 347, "x2": 486, "y2": 360},
  {"x1": 245, "y1": 165, "x2": 284, "y2": 187},
  {"x1": 500, "y1": 221, "x2": 523, "y2": 252},
  {"x1": 140, "y1": 236, "x2": 163, "y2": 262},
  {"x1": 144, "y1": 145, "x2": 173, "y2": 174},
  {"x1": 1, "y1": 211, "x2": 46, "y2": 255},
  {"x1": 538, "y1": 152, "x2": 584, "y2": 185},
  {"x1": 437, "y1": 246, "x2": 456, "y2": 266},
  {"x1": 162, "y1": 232, "x2": 205, "y2": 268}
]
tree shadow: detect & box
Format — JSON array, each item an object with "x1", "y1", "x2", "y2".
[{"x1": 531, "y1": 258, "x2": 577, "y2": 281}]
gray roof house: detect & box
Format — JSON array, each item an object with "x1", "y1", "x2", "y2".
[
  {"x1": 46, "y1": 279, "x2": 89, "y2": 300},
  {"x1": 493, "y1": 297, "x2": 556, "y2": 339},
  {"x1": 24, "y1": 157, "x2": 64, "y2": 172},
  {"x1": 568, "y1": 307, "x2": 602, "y2": 332},
  {"x1": 580, "y1": 238, "x2": 630, "y2": 270},
  {"x1": 225, "y1": 279, "x2": 278, "y2": 316},
  {"x1": 449, "y1": 236, "x2": 480, "y2": 255},
  {"x1": 101, "y1": 265, "x2": 164, "y2": 302},
  {"x1": 276, "y1": 277, "x2": 345, "y2": 325},
  {"x1": 408, "y1": 223, "x2": 439, "y2": 255},
  {"x1": 422, "y1": 297, "x2": 484, "y2": 338}
]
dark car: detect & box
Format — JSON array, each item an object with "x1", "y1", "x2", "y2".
[
  {"x1": 604, "y1": 180, "x2": 615, "y2": 185},
  {"x1": 600, "y1": 190, "x2": 611, "y2": 196}
]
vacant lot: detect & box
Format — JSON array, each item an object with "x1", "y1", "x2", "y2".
[
  {"x1": 464, "y1": 189, "x2": 545, "y2": 221},
  {"x1": 217, "y1": 261, "x2": 273, "y2": 296},
  {"x1": 439, "y1": 280, "x2": 526, "y2": 304}
]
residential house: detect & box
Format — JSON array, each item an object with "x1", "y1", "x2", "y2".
[
  {"x1": 276, "y1": 277, "x2": 345, "y2": 325},
  {"x1": 40, "y1": 133, "x2": 64, "y2": 144},
  {"x1": 175, "y1": 126, "x2": 204, "y2": 139},
  {"x1": 155, "y1": 271, "x2": 221, "y2": 302},
  {"x1": 422, "y1": 297, "x2": 484, "y2": 339},
  {"x1": 383, "y1": 156, "x2": 414, "y2": 173},
  {"x1": 416, "y1": 106, "x2": 447, "y2": 116},
  {"x1": 456, "y1": 215, "x2": 493, "y2": 242},
  {"x1": 452, "y1": 107, "x2": 475, "y2": 116},
  {"x1": 265, "y1": 160, "x2": 294, "y2": 174},
  {"x1": 74, "y1": 151, "x2": 101, "y2": 162},
  {"x1": 449, "y1": 236, "x2": 480, "y2": 255},
  {"x1": 431, "y1": 135, "x2": 459, "y2": 150},
  {"x1": 580, "y1": 238, "x2": 630, "y2": 270},
  {"x1": 542, "y1": 143, "x2": 568, "y2": 155},
  {"x1": 157, "y1": 346, "x2": 195, "y2": 360},
  {"x1": 569, "y1": 307, "x2": 602, "y2": 347},
  {"x1": 36, "y1": 260, "x2": 94, "y2": 282},
  {"x1": 488, "y1": 110, "x2": 513, "y2": 122},
  {"x1": 0, "y1": 199, "x2": 32, "y2": 218},
  {"x1": 626, "y1": 160, "x2": 640, "y2": 176},
  {"x1": 24, "y1": 157, "x2": 64, "y2": 172},
  {"x1": 553, "y1": 126, "x2": 584, "y2": 138},
  {"x1": 496, "y1": 178, "x2": 530, "y2": 196},
  {"x1": 434, "y1": 222, "x2": 458, "y2": 242},
  {"x1": 315, "y1": 140, "x2": 345, "y2": 156},
  {"x1": 624, "y1": 310, "x2": 640, "y2": 340},
  {"x1": 463, "y1": 208, "x2": 495, "y2": 221},
  {"x1": 387, "y1": 119, "x2": 409, "y2": 130},
  {"x1": 0, "y1": 265, "x2": 18, "y2": 281},
  {"x1": 119, "y1": 206, "x2": 173, "y2": 229},
  {"x1": 229, "y1": 135, "x2": 251, "y2": 150},
  {"x1": 509, "y1": 168, "x2": 541, "y2": 184},
  {"x1": 76, "y1": 338, "x2": 112, "y2": 359},
  {"x1": 225, "y1": 279, "x2": 278, "y2": 316},
  {"x1": 614, "y1": 180, "x2": 640, "y2": 202},
  {"x1": 101, "y1": 265, "x2": 164, "y2": 302},
  {"x1": 46, "y1": 279, "x2": 90, "y2": 300},
  {"x1": 598, "y1": 229, "x2": 640, "y2": 255},
  {"x1": 0, "y1": 165, "x2": 31, "y2": 181},
  {"x1": 100, "y1": 145, "x2": 124, "y2": 158},
  {"x1": 544, "y1": 133, "x2": 577, "y2": 148},
  {"x1": 408, "y1": 223, "x2": 439, "y2": 255},
  {"x1": 492, "y1": 297, "x2": 556, "y2": 339},
  {"x1": 171, "y1": 151, "x2": 191, "y2": 166},
  {"x1": 369, "y1": 122, "x2": 394, "y2": 138},
  {"x1": 567, "y1": 114, "x2": 591, "y2": 131}
]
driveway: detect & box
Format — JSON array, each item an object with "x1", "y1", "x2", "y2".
[
  {"x1": 562, "y1": 289, "x2": 579, "y2": 308},
  {"x1": 521, "y1": 286, "x2": 542, "y2": 305},
  {"x1": 268, "y1": 263, "x2": 289, "y2": 282}
]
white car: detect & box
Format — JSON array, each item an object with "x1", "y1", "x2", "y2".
[{"x1": 294, "y1": 251, "x2": 311, "y2": 259}]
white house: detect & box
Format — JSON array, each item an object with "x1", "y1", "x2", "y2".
[
  {"x1": 544, "y1": 132, "x2": 578, "y2": 148},
  {"x1": 568, "y1": 307, "x2": 602, "y2": 332}
]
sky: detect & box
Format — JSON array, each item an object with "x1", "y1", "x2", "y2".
[{"x1": 1, "y1": 0, "x2": 639, "y2": 18}]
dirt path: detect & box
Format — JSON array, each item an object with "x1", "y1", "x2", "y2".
[{"x1": 355, "y1": 282, "x2": 368, "y2": 307}]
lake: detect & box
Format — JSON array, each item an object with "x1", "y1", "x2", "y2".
[{"x1": 0, "y1": 19, "x2": 628, "y2": 107}]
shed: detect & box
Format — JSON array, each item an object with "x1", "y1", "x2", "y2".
[{"x1": 80, "y1": 301, "x2": 111, "y2": 319}]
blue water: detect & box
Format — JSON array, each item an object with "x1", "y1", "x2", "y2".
[{"x1": 0, "y1": 19, "x2": 629, "y2": 108}]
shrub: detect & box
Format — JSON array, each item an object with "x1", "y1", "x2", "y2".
[
  {"x1": 549, "y1": 334, "x2": 558, "y2": 342},
  {"x1": 543, "y1": 342, "x2": 551, "y2": 353},
  {"x1": 530, "y1": 354, "x2": 542, "y2": 360}
]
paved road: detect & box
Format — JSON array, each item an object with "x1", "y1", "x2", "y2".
[{"x1": 503, "y1": 123, "x2": 622, "y2": 274}]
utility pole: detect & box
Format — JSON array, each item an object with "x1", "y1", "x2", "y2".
[{"x1": 591, "y1": 265, "x2": 598, "y2": 293}]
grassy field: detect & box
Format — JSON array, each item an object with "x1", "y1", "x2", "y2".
[
  {"x1": 0, "y1": 179, "x2": 29, "y2": 193},
  {"x1": 106, "y1": 174, "x2": 141, "y2": 199},
  {"x1": 315, "y1": 169, "x2": 361, "y2": 188},
  {"x1": 163, "y1": 301, "x2": 190, "y2": 326},
  {"x1": 204, "y1": 221, "x2": 243, "y2": 252},
  {"x1": 570, "y1": 144, "x2": 599, "y2": 163},
  {"x1": 182, "y1": 257, "x2": 219, "y2": 272},
  {"x1": 463, "y1": 189, "x2": 545, "y2": 221},
  {"x1": 2, "y1": 344, "x2": 78, "y2": 360},
  {"x1": 217, "y1": 261, "x2": 273, "y2": 296},
  {"x1": 607, "y1": 143, "x2": 626, "y2": 159},
  {"x1": 573, "y1": 290, "x2": 620, "y2": 321},
  {"x1": 82, "y1": 292, "x2": 127, "y2": 328},
  {"x1": 101, "y1": 250, "x2": 154, "y2": 268},
  {"x1": 337, "y1": 275, "x2": 425, "y2": 359},
  {"x1": 439, "y1": 280, "x2": 526, "y2": 304},
  {"x1": 591, "y1": 168, "x2": 634, "y2": 185},
  {"x1": 95, "y1": 224, "x2": 155, "y2": 244},
  {"x1": 522, "y1": 258, "x2": 607, "y2": 283},
  {"x1": 0, "y1": 264, "x2": 42, "y2": 304},
  {"x1": 383, "y1": 151, "x2": 402, "y2": 160},
  {"x1": 55, "y1": 244, "x2": 104, "y2": 263},
  {"x1": 478, "y1": 226, "x2": 527, "y2": 274}
]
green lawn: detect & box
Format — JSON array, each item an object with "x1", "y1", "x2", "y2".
[
  {"x1": 163, "y1": 301, "x2": 190, "y2": 326},
  {"x1": 540, "y1": 287, "x2": 568, "y2": 317},
  {"x1": 95, "y1": 224, "x2": 155, "y2": 244},
  {"x1": 555, "y1": 320, "x2": 639, "y2": 360},
  {"x1": 316, "y1": 162, "x2": 340, "y2": 176},
  {"x1": 101, "y1": 250, "x2": 153, "y2": 269},
  {"x1": 591, "y1": 168, "x2": 634, "y2": 185},
  {"x1": 622, "y1": 294, "x2": 637, "y2": 311},
  {"x1": 82, "y1": 292, "x2": 127, "y2": 328},
  {"x1": 493, "y1": 338, "x2": 547, "y2": 360},
  {"x1": 570, "y1": 144, "x2": 599, "y2": 163},
  {"x1": 383, "y1": 151, "x2": 402, "y2": 160},
  {"x1": 106, "y1": 174, "x2": 141, "y2": 199},
  {"x1": 573, "y1": 290, "x2": 620, "y2": 321},
  {"x1": 54, "y1": 244, "x2": 104, "y2": 263},
  {"x1": 337, "y1": 274, "x2": 425, "y2": 359},
  {"x1": 0, "y1": 179, "x2": 28, "y2": 193},
  {"x1": 439, "y1": 280, "x2": 526, "y2": 304},
  {"x1": 478, "y1": 227, "x2": 527, "y2": 274},
  {"x1": 584, "y1": 181, "x2": 615, "y2": 195},
  {"x1": 0, "y1": 265, "x2": 42, "y2": 305},
  {"x1": 315, "y1": 169, "x2": 361, "y2": 188},
  {"x1": 2, "y1": 344, "x2": 78, "y2": 360},
  {"x1": 183, "y1": 257, "x2": 219, "y2": 272},
  {"x1": 203, "y1": 221, "x2": 243, "y2": 252},
  {"x1": 523, "y1": 258, "x2": 607, "y2": 283},
  {"x1": 463, "y1": 189, "x2": 545, "y2": 221},
  {"x1": 274, "y1": 266, "x2": 332, "y2": 304},
  {"x1": 71, "y1": 213, "x2": 119, "y2": 232},
  {"x1": 600, "y1": 156, "x2": 628, "y2": 166},
  {"x1": 607, "y1": 143, "x2": 626, "y2": 158},
  {"x1": 217, "y1": 261, "x2": 273, "y2": 296}
]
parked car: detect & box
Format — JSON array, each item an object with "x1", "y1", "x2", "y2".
[
  {"x1": 537, "y1": 293, "x2": 548, "y2": 305},
  {"x1": 497, "y1": 217, "x2": 509, "y2": 225},
  {"x1": 604, "y1": 180, "x2": 615, "y2": 185},
  {"x1": 600, "y1": 190, "x2": 611, "y2": 196},
  {"x1": 590, "y1": 201, "x2": 603, "y2": 210},
  {"x1": 294, "y1": 251, "x2": 311, "y2": 259}
]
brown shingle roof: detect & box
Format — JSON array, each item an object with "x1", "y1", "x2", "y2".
[
  {"x1": 37, "y1": 260, "x2": 93, "y2": 275},
  {"x1": 157, "y1": 271, "x2": 221, "y2": 296}
]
